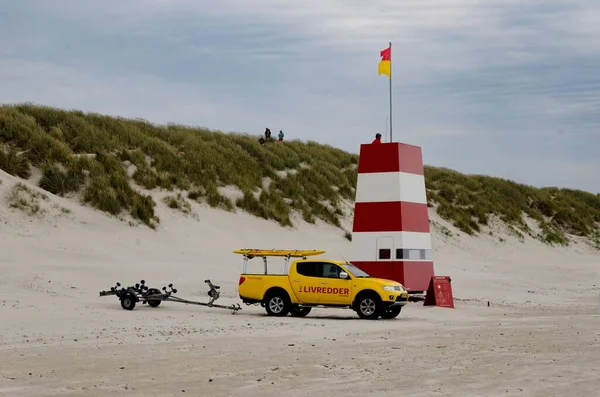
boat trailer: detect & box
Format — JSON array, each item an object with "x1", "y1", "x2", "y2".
[{"x1": 99, "y1": 279, "x2": 242, "y2": 314}]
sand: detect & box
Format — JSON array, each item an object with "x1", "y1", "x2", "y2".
[{"x1": 1, "y1": 168, "x2": 599, "y2": 397}]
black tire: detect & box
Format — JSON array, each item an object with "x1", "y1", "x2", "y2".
[
  {"x1": 290, "y1": 306, "x2": 312, "y2": 317},
  {"x1": 355, "y1": 292, "x2": 381, "y2": 319},
  {"x1": 121, "y1": 295, "x2": 136, "y2": 311},
  {"x1": 264, "y1": 290, "x2": 290, "y2": 317},
  {"x1": 146, "y1": 288, "x2": 162, "y2": 307},
  {"x1": 380, "y1": 306, "x2": 402, "y2": 319}
]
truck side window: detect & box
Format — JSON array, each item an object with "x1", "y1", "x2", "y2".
[
  {"x1": 322, "y1": 263, "x2": 342, "y2": 278},
  {"x1": 296, "y1": 262, "x2": 323, "y2": 277}
]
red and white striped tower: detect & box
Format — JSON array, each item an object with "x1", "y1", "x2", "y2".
[{"x1": 350, "y1": 142, "x2": 434, "y2": 293}]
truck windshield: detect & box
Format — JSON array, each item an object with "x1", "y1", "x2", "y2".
[{"x1": 344, "y1": 263, "x2": 371, "y2": 278}]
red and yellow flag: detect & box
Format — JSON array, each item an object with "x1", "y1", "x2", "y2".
[{"x1": 378, "y1": 45, "x2": 391, "y2": 78}]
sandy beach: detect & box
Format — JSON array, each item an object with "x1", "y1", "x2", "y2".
[{"x1": 1, "y1": 169, "x2": 599, "y2": 397}]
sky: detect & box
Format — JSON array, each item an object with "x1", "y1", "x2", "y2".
[{"x1": 1, "y1": 0, "x2": 599, "y2": 193}]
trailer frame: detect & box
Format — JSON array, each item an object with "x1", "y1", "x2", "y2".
[{"x1": 99, "y1": 279, "x2": 241, "y2": 314}]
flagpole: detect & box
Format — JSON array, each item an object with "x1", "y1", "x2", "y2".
[
  {"x1": 389, "y1": 41, "x2": 392, "y2": 142},
  {"x1": 385, "y1": 117, "x2": 389, "y2": 142}
]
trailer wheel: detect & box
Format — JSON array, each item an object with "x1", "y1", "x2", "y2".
[
  {"x1": 290, "y1": 306, "x2": 312, "y2": 317},
  {"x1": 146, "y1": 288, "x2": 162, "y2": 307},
  {"x1": 121, "y1": 296, "x2": 136, "y2": 311},
  {"x1": 380, "y1": 306, "x2": 402, "y2": 319},
  {"x1": 264, "y1": 290, "x2": 290, "y2": 317},
  {"x1": 355, "y1": 292, "x2": 381, "y2": 319}
]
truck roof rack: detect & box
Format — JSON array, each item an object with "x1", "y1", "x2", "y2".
[
  {"x1": 233, "y1": 249, "x2": 326, "y2": 274},
  {"x1": 233, "y1": 249, "x2": 325, "y2": 259}
]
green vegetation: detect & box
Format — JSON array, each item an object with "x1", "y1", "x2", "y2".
[
  {"x1": 0, "y1": 103, "x2": 598, "y2": 248},
  {"x1": 425, "y1": 167, "x2": 600, "y2": 246},
  {"x1": 8, "y1": 182, "x2": 48, "y2": 216},
  {"x1": 163, "y1": 193, "x2": 192, "y2": 214},
  {"x1": 0, "y1": 143, "x2": 31, "y2": 178},
  {"x1": 0, "y1": 103, "x2": 355, "y2": 229}
]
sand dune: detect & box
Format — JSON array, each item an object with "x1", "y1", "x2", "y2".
[{"x1": 1, "y1": 169, "x2": 599, "y2": 397}]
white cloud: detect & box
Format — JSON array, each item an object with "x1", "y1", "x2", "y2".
[
  {"x1": 1, "y1": 0, "x2": 599, "y2": 192},
  {"x1": 0, "y1": 58, "x2": 263, "y2": 132}
]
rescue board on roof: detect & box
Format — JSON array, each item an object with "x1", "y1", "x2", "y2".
[{"x1": 233, "y1": 249, "x2": 326, "y2": 258}]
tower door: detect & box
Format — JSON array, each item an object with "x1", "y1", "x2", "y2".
[
  {"x1": 374, "y1": 236, "x2": 395, "y2": 281},
  {"x1": 376, "y1": 236, "x2": 393, "y2": 261}
]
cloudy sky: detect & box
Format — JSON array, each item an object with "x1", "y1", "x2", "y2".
[{"x1": 1, "y1": 0, "x2": 598, "y2": 192}]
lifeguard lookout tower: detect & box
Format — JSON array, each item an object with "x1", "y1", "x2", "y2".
[{"x1": 349, "y1": 142, "x2": 435, "y2": 293}]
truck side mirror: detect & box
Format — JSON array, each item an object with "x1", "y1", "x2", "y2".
[{"x1": 339, "y1": 272, "x2": 349, "y2": 279}]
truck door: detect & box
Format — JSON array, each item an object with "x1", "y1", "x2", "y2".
[
  {"x1": 318, "y1": 262, "x2": 353, "y2": 305},
  {"x1": 291, "y1": 261, "x2": 324, "y2": 304}
]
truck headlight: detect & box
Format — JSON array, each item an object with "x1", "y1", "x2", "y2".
[{"x1": 382, "y1": 286, "x2": 396, "y2": 292}]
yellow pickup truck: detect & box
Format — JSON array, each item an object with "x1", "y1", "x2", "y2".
[{"x1": 234, "y1": 249, "x2": 409, "y2": 320}]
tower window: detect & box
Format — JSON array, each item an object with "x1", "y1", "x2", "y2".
[
  {"x1": 378, "y1": 248, "x2": 391, "y2": 259},
  {"x1": 396, "y1": 249, "x2": 432, "y2": 260}
]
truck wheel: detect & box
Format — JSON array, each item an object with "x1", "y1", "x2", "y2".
[
  {"x1": 146, "y1": 288, "x2": 162, "y2": 307},
  {"x1": 290, "y1": 306, "x2": 311, "y2": 317},
  {"x1": 121, "y1": 296, "x2": 136, "y2": 311},
  {"x1": 355, "y1": 293, "x2": 381, "y2": 319},
  {"x1": 264, "y1": 291, "x2": 290, "y2": 317},
  {"x1": 380, "y1": 306, "x2": 402, "y2": 319}
]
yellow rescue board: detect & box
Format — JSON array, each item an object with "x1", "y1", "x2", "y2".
[{"x1": 233, "y1": 249, "x2": 325, "y2": 258}]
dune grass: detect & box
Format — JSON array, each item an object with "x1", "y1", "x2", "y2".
[
  {"x1": 163, "y1": 193, "x2": 192, "y2": 215},
  {"x1": 425, "y1": 166, "x2": 600, "y2": 246},
  {"x1": 0, "y1": 103, "x2": 598, "y2": 247},
  {"x1": 0, "y1": 143, "x2": 31, "y2": 179},
  {"x1": 8, "y1": 182, "x2": 48, "y2": 216},
  {"x1": 0, "y1": 103, "x2": 356, "y2": 229}
]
